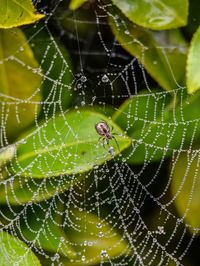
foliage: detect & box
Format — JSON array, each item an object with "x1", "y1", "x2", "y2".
[
  {"x1": 0, "y1": 28, "x2": 42, "y2": 139},
  {"x1": 0, "y1": 231, "x2": 41, "y2": 265},
  {"x1": 9, "y1": 110, "x2": 130, "y2": 178},
  {"x1": 24, "y1": 23, "x2": 74, "y2": 115},
  {"x1": 63, "y1": 209, "x2": 129, "y2": 265},
  {"x1": 0, "y1": 0, "x2": 44, "y2": 28},
  {"x1": 171, "y1": 152, "x2": 200, "y2": 229},
  {"x1": 69, "y1": 0, "x2": 88, "y2": 10},
  {"x1": 111, "y1": 0, "x2": 188, "y2": 30},
  {"x1": 110, "y1": 13, "x2": 188, "y2": 91},
  {"x1": 0, "y1": 0, "x2": 200, "y2": 265},
  {"x1": 113, "y1": 89, "x2": 200, "y2": 163},
  {"x1": 187, "y1": 26, "x2": 200, "y2": 93}
]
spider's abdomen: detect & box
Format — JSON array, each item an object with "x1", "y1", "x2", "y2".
[{"x1": 95, "y1": 122, "x2": 112, "y2": 139}]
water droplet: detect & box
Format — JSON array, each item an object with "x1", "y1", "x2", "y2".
[
  {"x1": 99, "y1": 231, "x2": 104, "y2": 237},
  {"x1": 80, "y1": 75, "x2": 87, "y2": 82},
  {"x1": 101, "y1": 250, "x2": 107, "y2": 257},
  {"x1": 134, "y1": 207, "x2": 140, "y2": 214},
  {"x1": 20, "y1": 139, "x2": 27, "y2": 144},
  {"x1": 102, "y1": 74, "x2": 109, "y2": 83},
  {"x1": 157, "y1": 226, "x2": 165, "y2": 234},
  {"x1": 54, "y1": 253, "x2": 60, "y2": 260},
  {"x1": 108, "y1": 146, "x2": 114, "y2": 158},
  {"x1": 96, "y1": 223, "x2": 102, "y2": 228},
  {"x1": 77, "y1": 83, "x2": 82, "y2": 89},
  {"x1": 60, "y1": 237, "x2": 65, "y2": 242},
  {"x1": 148, "y1": 16, "x2": 173, "y2": 27}
]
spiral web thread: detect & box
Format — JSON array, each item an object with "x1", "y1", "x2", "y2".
[{"x1": 0, "y1": 0, "x2": 199, "y2": 265}]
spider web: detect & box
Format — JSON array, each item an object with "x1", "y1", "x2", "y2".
[{"x1": 0, "y1": 0, "x2": 200, "y2": 265}]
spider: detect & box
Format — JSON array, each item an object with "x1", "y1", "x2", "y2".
[{"x1": 95, "y1": 121, "x2": 120, "y2": 151}]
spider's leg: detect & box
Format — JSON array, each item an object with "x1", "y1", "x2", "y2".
[
  {"x1": 102, "y1": 138, "x2": 110, "y2": 149},
  {"x1": 102, "y1": 141, "x2": 106, "y2": 149},
  {"x1": 98, "y1": 136, "x2": 105, "y2": 148},
  {"x1": 112, "y1": 132, "x2": 124, "y2": 137},
  {"x1": 98, "y1": 136, "x2": 107, "y2": 149},
  {"x1": 112, "y1": 136, "x2": 120, "y2": 152},
  {"x1": 102, "y1": 138, "x2": 107, "y2": 149},
  {"x1": 106, "y1": 139, "x2": 109, "y2": 146}
]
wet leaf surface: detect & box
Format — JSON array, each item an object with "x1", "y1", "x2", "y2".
[
  {"x1": 171, "y1": 152, "x2": 200, "y2": 229},
  {"x1": 0, "y1": 0, "x2": 44, "y2": 28},
  {"x1": 10, "y1": 110, "x2": 131, "y2": 178},
  {"x1": 63, "y1": 209, "x2": 129, "y2": 265},
  {"x1": 111, "y1": 0, "x2": 188, "y2": 30},
  {"x1": 0, "y1": 29, "x2": 42, "y2": 140},
  {"x1": 113, "y1": 90, "x2": 200, "y2": 164},
  {"x1": 69, "y1": 0, "x2": 88, "y2": 10},
  {"x1": 187, "y1": 26, "x2": 200, "y2": 94},
  {"x1": 0, "y1": 231, "x2": 41, "y2": 265},
  {"x1": 110, "y1": 10, "x2": 187, "y2": 91}
]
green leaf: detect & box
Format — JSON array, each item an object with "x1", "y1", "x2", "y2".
[
  {"x1": 84, "y1": 105, "x2": 116, "y2": 118},
  {"x1": 0, "y1": 28, "x2": 42, "y2": 140},
  {"x1": 10, "y1": 110, "x2": 131, "y2": 178},
  {"x1": 111, "y1": 0, "x2": 188, "y2": 30},
  {"x1": 113, "y1": 90, "x2": 200, "y2": 164},
  {"x1": 24, "y1": 23, "x2": 74, "y2": 115},
  {"x1": 109, "y1": 11, "x2": 188, "y2": 91},
  {"x1": 171, "y1": 152, "x2": 200, "y2": 229},
  {"x1": 187, "y1": 26, "x2": 200, "y2": 94},
  {"x1": 0, "y1": 174, "x2": 83, "y2": 204},
  {"x1": 113, "y1": 89, "x2": 172, "y2": 135},
  {"x1": 69, "y1": 0, "x2": 88, "y2": 10},
  {"x1": 17, "y1": 201, "x2": 77, "y2": 259},
  {"x1": 0, "y1": 0, "x2": 44, "y2": 28},
  {"x1": 0, "y1": 231, "x2": 41, "y2": 266},
  {"x1": 0, "y1": 107, "x2": 115, "y2": 205},
  {"x1": 63, "y1": 209, "x2": 129, "y2": 265}
]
